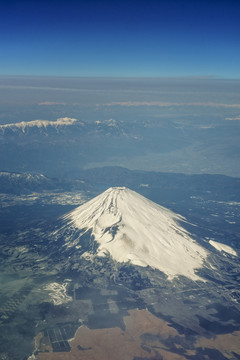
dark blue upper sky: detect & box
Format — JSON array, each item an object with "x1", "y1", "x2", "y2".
[{"x1": 1, "y1": 0, "x2": 239, "y2": 78}]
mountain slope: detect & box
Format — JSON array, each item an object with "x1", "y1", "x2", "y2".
[{"x1": 62, "y1": 187, "x2": 208, "y2": 280}]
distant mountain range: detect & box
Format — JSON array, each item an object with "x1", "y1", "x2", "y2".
[
  {"x1": 1, "y1": 114, "x2": 240, "y2": 177},
  {"x1": 0, "y1": 117, "x2": 124, "y2": 134},
  {"x1": 0, "y1": 117, "x2": 78, "y2": 133},
  {"x1": 0, "y1": 171, "x2": 89, "y2": 194},
  {"x1": 0, "y1": 117, "x2": 141, "y2": 175},
  {"x1": 1, "y1": 167, "x2": 239, "y2": 202}
]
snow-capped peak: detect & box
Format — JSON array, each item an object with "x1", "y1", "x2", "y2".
[
  {"x1": 63, "y1": 187, "x2": 208, "y2": 280},
  {"x1": 0, "y1": 117, "x2": 77, "y2": 133}
]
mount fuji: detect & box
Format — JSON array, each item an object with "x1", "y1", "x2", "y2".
[
  {"x1": 1, "y1": 185, "x2": 240, "y2": 360},
  {"x1": 59, "y1": 187, "x2": 209, "y2": 280}
]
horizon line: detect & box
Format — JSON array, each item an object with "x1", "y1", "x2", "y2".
[{"x1": 0, "y1": 74, "x2": 240, "y2": 81}]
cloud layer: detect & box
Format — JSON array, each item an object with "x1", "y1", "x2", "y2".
[
  {"x1": 104, "y1": 101, "x2": 240, "y2": 108},
  {"x1": 225, "y1": 115, "x2": 240, "y2": 121}
]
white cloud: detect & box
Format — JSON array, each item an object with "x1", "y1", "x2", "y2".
[
  {"x1": 38, "y1": 101, "x2": 66, "y2": 106},
  {"x1": 103, "y1": 101, "x2": 240, "y2": 108},
  {"x1": 225, "y1": 115, "x2": 240, "y2": 121}
]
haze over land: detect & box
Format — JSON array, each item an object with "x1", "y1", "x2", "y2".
[
  {"x1": 1, "y1": 0, "x2": 239, "y2": 176},
  {"x1": 0, "y1": 76, "x2": 240, "y2": 177}
]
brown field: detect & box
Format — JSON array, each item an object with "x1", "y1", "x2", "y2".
[
  {"x1": 34, "y1": 309, "x2": 240, "y2": 360},
  {"x1": 36, "y1": 309, "x2": 186, "y2": 360},
  {"x1": 195, "y1": 331, "x2": 240, "y2": 359}
]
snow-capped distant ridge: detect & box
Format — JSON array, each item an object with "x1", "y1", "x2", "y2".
[
  {"x1": 63, "y1": 187, "x2": 208, "y2": 280},
  {"x1": 0, "y1": 171, "x2": 47, "y2": 180},
  {"x1": 0, "y1": 117, "x2": 122, "y2": 133},
  {"x1": 0, "y1": 117, "x2": 78, "y2": 133},
  {"x1": 95, "y1": 118, "x2": 117, "y2": 127}
]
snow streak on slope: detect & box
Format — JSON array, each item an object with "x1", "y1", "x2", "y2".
[
  {"x1": 209, "y1": 240, "x2": 237, "y2": 256},
  {"x1": 63, "y1": 187, "x2": 208, "y2": 280}
]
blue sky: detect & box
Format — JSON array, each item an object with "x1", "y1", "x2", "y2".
[{"x1": 0, "y1": 0, "x2": 240, "y2": 78}]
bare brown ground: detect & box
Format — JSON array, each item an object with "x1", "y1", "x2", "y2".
[
  {"x1": 195, "y1": 331, "x2": 240, "y2": 359},
  {"x1": 35, "y1": 309, "x2": 240, "y2": 360},
  {"x1": 37, "y1": 309, "x2": 186, "y2": 360}
]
